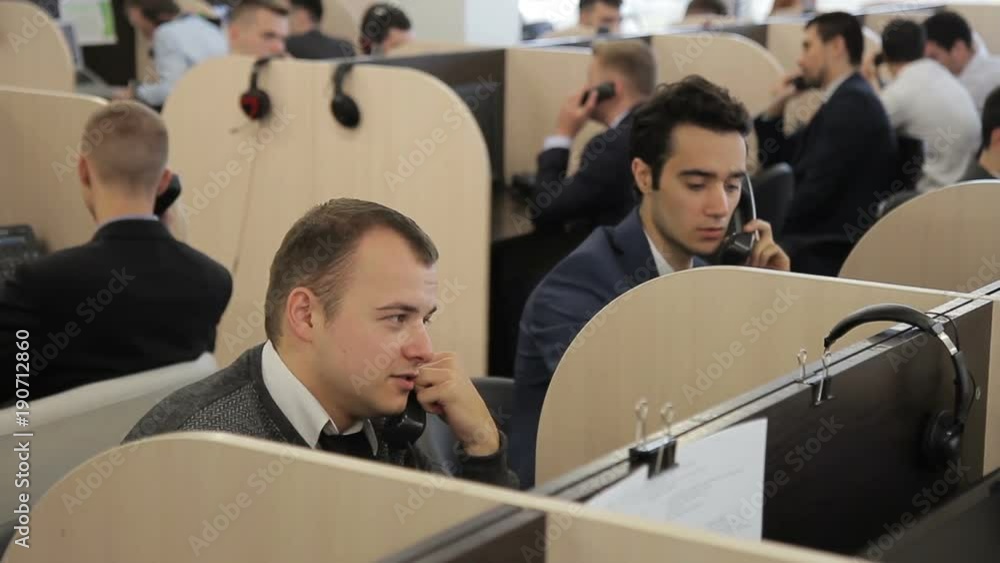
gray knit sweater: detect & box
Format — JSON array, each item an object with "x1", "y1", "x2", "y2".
[{"x1": 124, "y1": 344, "x2": 518, "y2": 488}]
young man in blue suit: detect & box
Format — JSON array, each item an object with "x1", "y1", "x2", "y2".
[
  {"x1": 511, "y1": 77, "x2": 791, "y2": 487},
  {"x1": 756, "y1": 11, "x2": 897, "y2": 276}
]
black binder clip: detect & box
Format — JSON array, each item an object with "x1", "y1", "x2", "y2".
[{"x1": 628, "y1": 400, "x2": 678, "y2": 478}]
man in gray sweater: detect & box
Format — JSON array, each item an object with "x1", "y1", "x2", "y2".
[{"x1": 126, "y1": 199, "x2": 517, "y2": 488}]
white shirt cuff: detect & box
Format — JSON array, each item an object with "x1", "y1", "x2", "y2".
[{"x1": 542, "y1": 135, "x2": 572, "y2": 151}]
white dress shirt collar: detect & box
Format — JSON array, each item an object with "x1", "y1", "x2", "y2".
[
  {"x1": 608, "y1": 108, "x2": 630, "y2": 129},
  {"x1": 822, "y1": 71, "x2": 852, "y2": 102},
  {"x1": 260, "y1": 341, "x2": 377, "y2": 455},
  {"x1": 643, "y1": 231, "x2": 675, "y2": 277}
]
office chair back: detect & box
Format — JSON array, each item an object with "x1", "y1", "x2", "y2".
[
  {"x1": 416, "y1": 377, "x2": 514, "y2": 476},
  {"x1": 0, "y1": 353, "x2": 217, "y2": 552},
  {"x1": 750, "y1": 163, "x2": 794, "y2": 240}
]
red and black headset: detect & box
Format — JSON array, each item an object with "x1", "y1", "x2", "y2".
[{"x1": 239, "y1": 57, "x2": 274, "y2": 121}]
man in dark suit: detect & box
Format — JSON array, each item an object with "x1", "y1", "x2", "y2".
[
  {"x1": 529, "y1": 40, "x2": 656, "y2": 231},
  {"x1": 511, "y1": 77, "x2": 791, "y2": 487},
  {"x1": 126, "y1": 199, "x2": 517, "y2": 488},
  {"x1": 0, "y1": 101, "x2": 232, "y2": 403},
  {"x1": 285, "y1": 0, "x2": 355, "y2": 60},
  {"x1": 755, "y1": 12, "x2": 897, "y2": 276}
]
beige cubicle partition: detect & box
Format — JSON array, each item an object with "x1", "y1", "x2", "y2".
[
  {"x1": 320, "y1": 0, "x2": 360, "y2": 50},
  {"x1": 652, "y1": 32, "x2": 783, "y2": 117},
  {"x1": 503, "y1": 46, "x2": 594, "y2": 184},
  {"x1": 839, "y1": 180, "x2": 1000, "y2": 292},
  {"x1": 6, "y1": 433, "x2": 856, "y2": 562},
  {"x1": 0, "y1": 87, "x2": 103, "y2": 251},
  {"x1": 534, "y1": 268, "x2": 985, "y2": 483},
  {"x1": 0, "y1": 1, "x2": 74, "y2": 92},
  {"x1": 161, "y1": 56, "x2": 491, "y2": 373}
]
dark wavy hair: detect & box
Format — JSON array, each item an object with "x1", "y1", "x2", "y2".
[{"x1": 629, "y1": 75, "x2": 749, "y2": 191}]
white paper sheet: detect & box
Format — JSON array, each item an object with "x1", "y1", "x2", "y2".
[{"x1": 586, "y1": 418, "x2": 768, "y2": 540}]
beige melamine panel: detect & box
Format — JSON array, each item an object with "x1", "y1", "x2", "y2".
[
  {"x1": 0, "y1": 1, "x2": 74, "y2": 92},
  {"x1": 0, "y1": 87, "x2": 103, "y2": 251},
  {"x1": 320, "y1": 0, "x2": 360, "y2": 50},
  {"x1": 840, "y1": 181, "x2": 1000, "y2": 292},
  {"x1": 162, "y1": 56, "x2": 491, "y2": 374},
  {"x1": 504, "y1": 47, "x2": 593, "y2": 183},
  {"x1": 535, "y1": 267, "x2": 975, "y2": 483},
  {"x1": 8, "y1": 433, "x2": 859, "y2": 562},
  {"x1": 652, "y1": 32, "x2": 784, "y2": 117}
]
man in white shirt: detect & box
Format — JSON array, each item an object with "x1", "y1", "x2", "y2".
[
  {"x1": 870, "y1": 20, "x2": 980, "y2": 192},
  {"x1": 923, "y1": 11, "x2": 1000, "y2": 114},
  {"x1": 118, "y1": 0, "x2": 227, "y2": 108}
]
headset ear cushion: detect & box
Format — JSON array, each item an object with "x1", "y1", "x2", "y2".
[
  {"x1": 331, "y1": 94, "x2": 360, "y2": 128},
  {"x1": 922, "y1": 411, "x2": 960, "y2": 468},
  {"x1": 240, "y1": 89, "x2": 271, "y2": 120}
]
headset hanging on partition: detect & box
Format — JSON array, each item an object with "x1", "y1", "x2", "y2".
[
  {"x1": 240, "y1": 57, "x2": 274, "y2": 121},
  {"x1": 822, "y1": 303, "x2": 977, "y2": 469},
  {"x1": 330, "y1": 63, "x2": 361, "y2": 129}
]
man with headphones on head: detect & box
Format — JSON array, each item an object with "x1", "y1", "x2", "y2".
[
  {"x1": 511, "y1": 76, "x2": 790, "y2": 488},
  {"x1": 116, "y1": 0, "x2": 227, "y2": 108},
  {"x1": 358, "y1": 3, "x2": 412, "y2": 56}
]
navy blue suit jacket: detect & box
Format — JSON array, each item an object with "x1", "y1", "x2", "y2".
[
  {"x1": 755, "y1": 73, "x2": 897, "y2": 246},
  {"x1": 531, "y1": 111, "x2": 638, "y2": 230},
  {"x1": 511, "y1": 209, "x2": 702, "y2": 487}
]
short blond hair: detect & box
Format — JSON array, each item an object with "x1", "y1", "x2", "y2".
[
  {"x1": 81, "y1": 101, "x2": 167, "y2": 191},
  {"x1": 592, "y1": 40, "x2": 657, "y2": 97}
]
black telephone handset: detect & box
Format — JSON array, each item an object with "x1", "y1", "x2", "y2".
[
  {"x1": 791, "y1": 76, "x2": 811, "y2": 92},
  {"x1": 712, "y1": 177, "x2": 759, "y2": 266},
  {"x1": 154, "y1": 174, "x2": 181, "y2": 217},
  {"x1": 382, "y1": 392, "x2": 426, "y2": 448},
  {"x1": 580, "y1": 81, "x2": 616, "y2": 106}
]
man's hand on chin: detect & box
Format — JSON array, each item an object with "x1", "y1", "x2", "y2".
[{"x1": 415, "y1": 352, "x2": 500, "y2": 457}]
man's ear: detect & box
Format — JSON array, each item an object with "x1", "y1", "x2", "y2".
[
  {"x1": 990, "y1": 127, "x2": 1000, "y2": 151},
  {"x1": 155, "y1": 168, "x2": 173, "y2": 196},
  {"x1": 78, "y1": 157, "x2": 91, "y2": 187},
  {"x1": 631, "y1": 157, "x2": 654, "y2": 195},
  {"x1": 285, "y1": 287, "x2": 320, "y2": 344}
]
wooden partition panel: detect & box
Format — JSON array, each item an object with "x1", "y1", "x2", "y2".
[
  {"x1": 162, "y1": 56, "x2": 491, "y2": 372},
  {"x1": 9, "y1": 433, "x2": 855, "y2": 562},
  {"x1": 4, "y1": 433, "x2": 502, "y2": 562},
  {"x1": 535, "y1": 268, "x2": 973, "y2": 482},
  {"x1": 503, "y1": 47, "x2": 593, "y2": 183},
  {"x1": 0, "y1": 87, "x2": 103, "y2": 251},
  {"x1": 839, "y1": 180, "x2": 1000, "y2": 292},
  {"x1": 0, "y1": 1, "x2": 74, "y2": 92},
  {"x1": 320, "y1": 0, "x2": 359, "y2": 49},
  {"x1": 652, "y1": 32, "x2": 783, "y2": 117}
]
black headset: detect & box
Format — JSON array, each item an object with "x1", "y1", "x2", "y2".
[
  {"x1": 331, "y1": 63, "x2": 361, "y2": 128},
  {"x1": 239, "y1": 57, "x2": 273, "y2": 121},
  {"x1": 823, "y1": 303, "x2": 976, "y2": 468}
]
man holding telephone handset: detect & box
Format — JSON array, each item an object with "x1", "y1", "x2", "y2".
[
  {"x1": 511, "y1": 76, "x2": 790, "y2": 487},
  {"x1": 127, "y1": 199, "x2": 518, "y2": 488},
  {"x1": 529, "y1": 40, "x2": 656, "y2": 231}
]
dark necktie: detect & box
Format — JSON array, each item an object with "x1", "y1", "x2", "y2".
[{"x1": 316, "y1": 430, "x2": 375, "y2": 460}]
